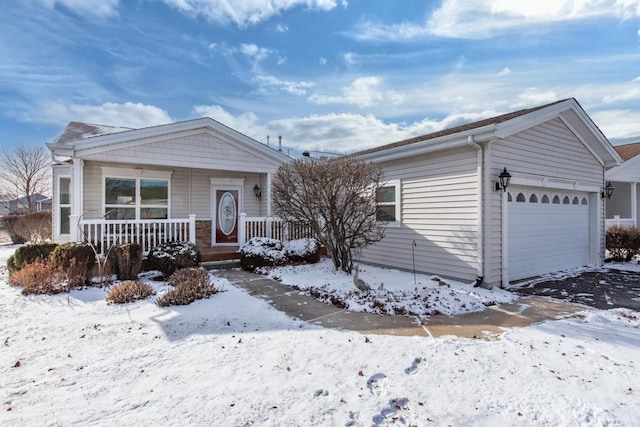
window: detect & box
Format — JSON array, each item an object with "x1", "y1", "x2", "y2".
[
  {"x1": 376, "y1": 181, "x2": 401, "y2": 225},
  {"x1": 102, "y1": 168, "x2": 171, "y2": 220},
  {"x1": 59, "y1": 176, "x2": 70, "y2": 234},
  {"x1": 529, "y1": 194, "x2": 538, "y2": 203},
  {"x1": 552, "y1": 195, "x2": 560, "y2": 204},
  {"x1": 581, "y1": 197, "x2": 588, "y2": 205},
  {"x1": 563, "y1": 196, "x2": 570, "y2": 205},
  {"x1": 572, "y1": 196, "x2": 580, "y2": 205},
  {"x1": 541, "y1": 195, "x2": 550, "y2": 204},
  {"x1": 516, "y1": 193, "x2": 526, "y2": 202},
  {"x1": 507, "y1": 192, "x2": 512, "y2": 202}
]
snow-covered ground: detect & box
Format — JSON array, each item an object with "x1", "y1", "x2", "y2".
[{"x1": 1, "y1": 244, "x2": 639, "y2": 426}]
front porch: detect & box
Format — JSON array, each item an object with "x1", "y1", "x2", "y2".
[
  {"x1": 73, "y1": 214, "x2": 315, "y2": 257},
  {"x1": 605, "y1": 181, "x2": 639, "y2": 229}
]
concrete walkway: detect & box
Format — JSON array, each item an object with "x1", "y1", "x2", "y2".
[{"x1": 216, "y1": 270, "x2": 586, "y2": 338}]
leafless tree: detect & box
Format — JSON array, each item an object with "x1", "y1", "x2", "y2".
[
  {"x1": 0, "y1": 144, "x2": 50, "y2": 213},
  {"x1": 272, "y1": 156, "x2": 386, "y2": 273}
]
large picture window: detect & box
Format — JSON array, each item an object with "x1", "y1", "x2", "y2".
[
  {"x1": 102, "y1": 168, "x2": 170, "y2": 220},
  {"x1": 376, "y1": 181, "x2": 401, "y2": 226},
  {"x1": 59, "y1": 176, "x2": 71, "y2": 234}
]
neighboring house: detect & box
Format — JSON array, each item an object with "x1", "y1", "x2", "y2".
[
  {"x1": 0, "y1": 193, "x2": 50, "y2": 216},
  {"x1": 356, "y1": 98, "x2": 621, "y2": 288},
  {"x1": 604, "y1": 141, "x2": 640, "y2": 228},
  {"x1": 46, "y1": 119, "x2": 291, "y2": 254}
]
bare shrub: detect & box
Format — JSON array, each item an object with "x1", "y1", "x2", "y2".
[
  {"x1": 9, "y1": 261, "x2": 67, "y2": 295},
  {"x1": 272, "y1": 157, "x2": 385, "y2": 273},
  {"x1": 157, "y1": 267, "x2": 218, "y2": 307},
  {"x1": 607, "y1": 225, "x2": 640, "y2": 262},
  {"x1": 0, "y1": 215, "x2": 26, "y2": 244},
  {"x1": 107, "y1": 280, "x2": 155, "y2": 304},
  {"x1": 109, "y1": 243, "x2": 143, "y2": 280},
  {"x1": 14, "y1": 211, "x2": 52, "y2": 243}
]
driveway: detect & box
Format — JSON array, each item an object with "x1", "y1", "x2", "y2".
[{"x1": 511, "y1": 269, "x2": 640, "y2": 311}]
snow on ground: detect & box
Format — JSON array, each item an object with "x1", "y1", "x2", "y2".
[
  {"x1": 261, "y1": 259, "x2": 515, "y2": 316},
  {"x1": 1, "y1": 245, "x2": 640, "y2": 426}
]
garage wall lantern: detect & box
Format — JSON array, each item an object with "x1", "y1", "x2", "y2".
[
  {"x1": 253, "y1": 184, "x2": 262, "y2": 201},
  {"x1": 602, "y1": 182, "x2": 614, "y2": 199},
  {"x1": 494, "y1": 167, "x2": 512, "y2": 192}
]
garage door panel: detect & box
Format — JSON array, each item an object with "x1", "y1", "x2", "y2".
[{"x1": 508, "y1": 186, "x2": 590, "y2": 281}]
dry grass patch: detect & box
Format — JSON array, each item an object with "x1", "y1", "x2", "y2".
[
  {"x1": 157, "y1": 267, "x2": 219, "y2": 307},
  {"x1": 107, "y1": 280, "x2": 155, "y2": 304}
]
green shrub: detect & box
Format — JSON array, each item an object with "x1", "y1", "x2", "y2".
[
  {"x1": 51, "y1": 242, "x2": 96, "y2": 286},
  {"x1": 240, "y1": 237, "x2": 287, "y2": 271},
  {"x1": 284, "y1": 238, "x2": 321, "y2": 264},
  {"x1": 0, "y1": 215, "x2": 27, "y2": 244},
  {"x1": 108, "y1": 243, "x2": 143, "y2": 280},
  {"x1": 606, "y1": 225, "x2": 640, "y2": 262},
  {"x1": 156, "y1": 267, "x2": 218, "y2": 306},
  {"x1": 107, "y1": 280, "x2": 155, "y2": 304},
  {"x1": 147, "y1": 241, "x2": 200, "y2": 276},
  {"x1": 7, "y1": 255, "x2": 17, "y2": 272},
  {"x1": 10, "y1": 243, "x2": 58, "y2": 271}
]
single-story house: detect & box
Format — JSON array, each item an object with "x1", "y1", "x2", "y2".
[
  {"x1": 46, "y1": 118, "x2": 292, "y2": 255},
  {"x1": 0, "y1": 193, "x2": 51, "y2": 216},
  {"x1": 604, "y1": 141, "x2": 640, "y2": 228},
  {"x1": 356, "y1": 98, "x2": 621, "y2": 288}
]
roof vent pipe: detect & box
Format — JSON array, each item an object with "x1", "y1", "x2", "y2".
[
  {"x1": 278, "y1": 135, "x2": 282, "y2": 152},
  {"x1": 266, "y1": 135, "x2": 270, "y2": 146}
]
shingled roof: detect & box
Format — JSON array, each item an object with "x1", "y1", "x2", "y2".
[
  {"x1": 613, "y1": 141, "x2": 640, "y2": 161},
  {"x1": 53, "y1": 122, "x2": 134, "y2": 144},
  {"x1": 354, "y1": 99, "x2": 569, "y2": 156}
]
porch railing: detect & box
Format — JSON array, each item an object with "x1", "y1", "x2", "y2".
[
  {"x1": 238, "y1": 214, "x2": 315, "y2": 245},
  {"x1": 74, "y1": 214, "x2": 196, "y2": 255},
  {"x1": 606, "y1": 215, "x2": 636, "y2": 229}
]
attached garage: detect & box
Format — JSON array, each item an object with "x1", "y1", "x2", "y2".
[
  {"x1": 357, "y1": 98, "x2": 621, "y2": 288},
  {"x1": 507, "y1": 186, "x2": 592, "y2": 281}
]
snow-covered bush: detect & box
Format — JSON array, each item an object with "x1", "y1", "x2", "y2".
[
  {"x1": 107, "y1": 280, "x2": 154, "y2": 304},
  {"x1": 157, "y1": 267, "x2": 218, "y2": 306},
  {"x1": 147, "y1": 241, "x2": 200, "y2": 276},
  {"x1": 284, "y1": 238, "x2": 320, "y2": 264},
  {"x1": 240, "y1": 237, "x2": 287, "y2": 271},
  {"x1": 606, "y1": 225, "x2": 640, "y2": 262}
]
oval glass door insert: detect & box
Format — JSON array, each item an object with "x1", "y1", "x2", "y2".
[{"x1": 218, "y1": 192, "x2": 237, "y2": 236}]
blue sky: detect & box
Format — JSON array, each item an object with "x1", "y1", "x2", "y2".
[{"x1": 1, "y1": 0, "x2": 640, "y2": 154}]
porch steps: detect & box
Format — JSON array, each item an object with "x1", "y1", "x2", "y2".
[
  {"x1": 200, "y1": 260, "x2": 241, "y2": 270},
  {"x1": 199, "y1": 246, "x2": 241, "y2": 270}
]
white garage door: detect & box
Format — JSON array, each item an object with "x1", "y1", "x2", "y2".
[{"x1": 508, "y1": 187, "x2": 590, "y2": 281}]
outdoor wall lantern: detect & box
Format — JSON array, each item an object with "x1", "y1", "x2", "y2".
[
  {"x1": 603, "y1": 182, "x2": 614, "y2": 199},
  {"x1": 253, "y1": 184, "x2": 262, "y2": 201},
  {"x1": 494, "y1": 167, "x2": 512, "y2": 192}
]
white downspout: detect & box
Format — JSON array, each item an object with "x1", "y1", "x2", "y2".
[{"x1": 467, "y1": 135, "x2": 484, "y2": 287}]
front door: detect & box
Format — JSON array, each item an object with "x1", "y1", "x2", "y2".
[{"x1": 215, "y1": 189, "x2": 239, "y2": 244}]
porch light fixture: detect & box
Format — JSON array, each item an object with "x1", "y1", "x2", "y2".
[
  {"x1": 253, "y1": 184, "x2": 262, "y2": 201},
  {"x1": 603, "y1": 182, "x2": 614, "y2": 199},
  {"x1": 494, "y1": 167, "x2": 512, "y2": 192}
]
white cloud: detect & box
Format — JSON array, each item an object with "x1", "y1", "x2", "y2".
[
  {"x1": 350, "y1": 0, "x2": 640, "y2": 40},
  {"x1": 36, "y1": 0, "x2": 119, "y2": 17},
  {"x1": 240, "y1": 43, "x2": 272, "y2": 60},
  {"x1": 498, "y1": 67, "x2": 511, "y2": 76},
  {"x1": 255, "y1": 75, "x2": 314, "y2": 95},
  {"x1": 592, "y1": 109, "x2": 640, "y2": 140},
  {"x1": 34, "y1": 101, "x2": 171, "y2": 128},
  {"x1": 344, "y1": 52, "x2": 356, "y2": 66},
  {"x1": 319, "y1": 57, "x2": 327, "y2": 65},
  {"x1": 275, "y1": 23, "x2": 288, "y2": 32},
  {"x1": 308, "y1": 76, "x2": 404, "y2": 107},
  {"x1": 511, "y1": 88, "x2": 558, "y2": 108},
  {"x1": 159, "y1": 0, "x2": 338, "y2": 27},
  {"x1": 192, "y1": 104, "x2": 265, "y2": 138}
]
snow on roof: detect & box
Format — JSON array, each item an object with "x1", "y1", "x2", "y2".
[{"x1": 53, "y1": 121, "x2": 135, "y2": 145}]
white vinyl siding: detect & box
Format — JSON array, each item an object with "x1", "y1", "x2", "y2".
[{"x1": 362, "y1": 146, "x2": 479, "y2": 281}]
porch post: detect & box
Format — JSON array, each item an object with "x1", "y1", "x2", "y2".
[
  {"x1": 71, "y1": 158, "x2": 83, "y2": 242},
  {"x1": 266, "y1": 172, "x2": 272, "y2": 217},
  {"x1": 238, "y1": 213, "x2": 246, "y2": 246},
  {"x1": 631, "y1": 183, "x2": 637, "y2": 227},
  {"x1": 188, "y1": 214, "x2": 196, "y2": 244}
]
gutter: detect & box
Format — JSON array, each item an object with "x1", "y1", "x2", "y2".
[{"x1": 467, "y1": 135, "x2": 484, "y2": 287}]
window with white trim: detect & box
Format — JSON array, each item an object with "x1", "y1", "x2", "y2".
[
  {"x1": 376, "y1": 181, "x2": 401, "y2": 225},
  {"x1": 59, "y1": 176, "x2": 71, "y2": 234},
  {"x1": 102, "y1": 168, "x2": 171, "y2": 220}
]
